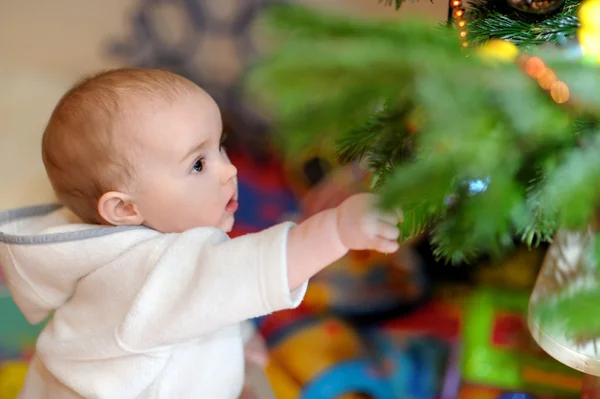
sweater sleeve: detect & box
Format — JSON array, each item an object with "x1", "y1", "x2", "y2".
[{"x1": 115, "y1": 222, "x2": 307, "y2": 352}]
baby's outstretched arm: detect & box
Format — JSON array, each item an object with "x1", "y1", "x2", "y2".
[
  {"x1": 114, "y1": 194, "x2": 399, "y2": 352},
  {"x1": 287, "y1": 193, "x2": 400, "y2": 291}
]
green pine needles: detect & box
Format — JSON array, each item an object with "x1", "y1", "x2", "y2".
[
  {"x1": 247, "y1": 1, "x2": 600, "y2": 264},
  {"x1": 467, "y1": 0, "x2": 581, "y2": 46}
]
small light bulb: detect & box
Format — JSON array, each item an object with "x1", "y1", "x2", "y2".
[
  {"x1": 550, "y1": 81, "x2": 570, "y2": 104},
  {"x1": 538, "y1": 69, "x2": 557, "y2": 90},
  {"x1": 524, "y1": 57, "x2": 545, "y2": 79}
]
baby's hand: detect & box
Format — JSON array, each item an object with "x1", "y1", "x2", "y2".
[
  {"x1": 244, "y1": 333, "x2": 268, "y2": 368},
  {"x1": 335, "y1": 193, "x2": 401, "y2": 254}
]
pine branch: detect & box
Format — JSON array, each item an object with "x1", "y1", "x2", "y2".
[
  {"x1": 539, "y1": 133, "x2": 600, "y2": 229},
  {"x1": 466, "y1": 0, "x2": 581, "y2": 46},
  {"x1": 430, "y1": 223, "x2": 481, "y2": 264},
  {"x1": 337, "y1": 110, "x2": 386, "y2": 165},
  {"x1": 519, "y1": 116, "x2": 599, "y2": 245},
  {"x1": 249, "y1": 45, "x2": 411, "y2": 155},
  {"x1": 336, "y1": 99, "x2": 414, "y2": 165},
  {"x1": 364, "y1": 106, "x2": 416, "y2": 179},
  {"x1": 248, "y1": 9, "x2": 467, "y2": 155},
  {"x1": 398, "y1": 203, "x2": 440, "y2": 244},
  {"x1": 258, "y1": 4, "x2": 450, "y2": 43},
  {"x1": 248, "y1": 4, "x2": 600, "y2": 262},
  {"x1": 430, "y1": 174, "x2": 528, "y2": 263},
  {"x1": 521, "y1": 194, "x2": 557, "y2": 246}
]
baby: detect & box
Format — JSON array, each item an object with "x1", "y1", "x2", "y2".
[{"x1": 0, "y1": 68, "x2": 400, "y2": 398}]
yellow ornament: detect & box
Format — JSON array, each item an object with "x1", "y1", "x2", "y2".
[
  {"x1": 578, "y1": 26, "x2": 600, "y2": 60},
  {"x1": 476, "y1": 39, "x2": 519, "y2": 63},
  {"x1": 0, "y1": 361, "x2": 28, "y2": 399},
  {"x1": 578, "y1": 0, "x2": 600, "y2": 28},
  {"x1": 577, "y1": 0, "x2": 600, "y2": 62}
]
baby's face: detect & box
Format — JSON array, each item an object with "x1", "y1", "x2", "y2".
[{"x1": 125, "y1": 89, "x2": 238, "y2": 233}]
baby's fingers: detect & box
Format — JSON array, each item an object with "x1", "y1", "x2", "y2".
[
  {"x1": 372, "y1": 237, "x2": 400, "y2": 254},
  {"x1": 377, "y1": 212, "x2": 398, "y2": 226},
  {"x1": 376, "y1": 207, "x2": 403, "y2": 225},
  {"x1": 374, "y1": 220, "x2": 400, "y2": 241}
]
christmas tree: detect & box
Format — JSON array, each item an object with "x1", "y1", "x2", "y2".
[
  {"x1": 248, "y1": 0, "x2": 600, "y2": 344},
  {"x1": 249, "y1": 0, "x2": 600, "y2": 261}
]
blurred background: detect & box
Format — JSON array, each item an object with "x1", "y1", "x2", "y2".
[
  {"x1": 0, "y1": 1, "x2": 583, "y2": 398},
  {"x1": 0, "y1": 0, "x2": 446, "y2": 211}
]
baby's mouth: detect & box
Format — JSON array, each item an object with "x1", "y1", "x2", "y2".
[{"x1": 225, "y1": 196, "x2": 238, "y2": 213}]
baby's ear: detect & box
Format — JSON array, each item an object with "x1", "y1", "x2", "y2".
[{"x1": 97, "y1": 192, "x2": 144, "y2": 226}]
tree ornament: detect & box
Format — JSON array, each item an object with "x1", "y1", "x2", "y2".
[
  {"x1": 476, "y1": 39, "x2": 520, "y2": 63},
  {"x1": 550, "y1": 81, "x2": 570, "y2": 103},
  {"x1": 578, "y1": 0, "x2": 600, "y2": 61},
  {"x1": 529, "y1": 227, "x2": 600, "y2": 376},
  {"x1": 507, "y1": 0, "x2": 567, "y2": 14},
  {"x1": 578, "y1": 0, "x2": 600, "y2": 27}
]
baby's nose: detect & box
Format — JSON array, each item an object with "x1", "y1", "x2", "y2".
[{"x1": 221, "y1": 162, "x2": 237, "y2": 184}]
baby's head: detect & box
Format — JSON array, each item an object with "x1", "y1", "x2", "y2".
[{"x1": 42, "y1": 68, "x2": 238, "y2": 233}]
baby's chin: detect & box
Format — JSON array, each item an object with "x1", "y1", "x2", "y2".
[{"x1": 219, "y1": 216, "x2": 235, "y2": 234}]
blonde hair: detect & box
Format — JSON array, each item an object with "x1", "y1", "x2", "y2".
[{"x1": 42, "y1": 68, "x2": 197, "y2": 224}]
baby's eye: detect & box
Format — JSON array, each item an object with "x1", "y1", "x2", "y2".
[{"x1": 191, "y1": 158, "x2": 205, "y2": 173}]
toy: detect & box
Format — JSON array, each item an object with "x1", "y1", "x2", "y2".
[
  {"x1": 458, "y1": 384, "x2": 512, "y2": 399},
  {"x1": 372, "y1": 294, "x2": 464, "y2": 399},
  {"x1": 264, "y1": 361, "x2": 302, "y2": 399},
  {"x1": 303, "y1": 246, "x2": 429, "y2": 322},
  {"x1": 458, "y1": 383, "x2": 576, "y2": 399},
  {"x1": 439, "y1": 342, "x2": 463, "y2": 399},
  {"x1": 227, "y1": 151, "x2": 300, "y2": 237},
  {"x1": 283, "y1": 148, "x2": 341, "y2": 199},
  {"x1": 369, "y1": 333, "x2": 449, "y2": 399},
  {"x1": 461, "y1": 288, "x2": 582, "y2": 396},
  {"x1": 0, "y1": 271, "x2": 38, "y2": 399},
  {"x1": 0, "y1": 361, "x2": 28, "y2": 399},
  {"x1": 0, "y1": 291, "x2": 41, "y2": 361},
  {"x1": 378, "y1": 294, "x2": 463, "y2": 342},
  {"x1": 261, "y1": 312, "x2": 392, "y2": 399}
]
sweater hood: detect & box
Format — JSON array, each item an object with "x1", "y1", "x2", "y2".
[{"x1": 0, "y1": 204, "x2": 152, "y2": 324}]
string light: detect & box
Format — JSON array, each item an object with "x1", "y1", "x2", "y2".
[
  {"x1": 538, "y1": 69, "x2": 557, "y2": 90},
  {"x1": 550, "y1": 81, "x2": 570, "y2": 104},
  {"x1": 519, "y1": 55, "x2": 570, "y2": 104},
  {"x1": 449, "y1": 0, "x2": 574, "y2": 105},
  {"x1": 449, "y1": 0, "x2": 469, "y2": 48}
]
